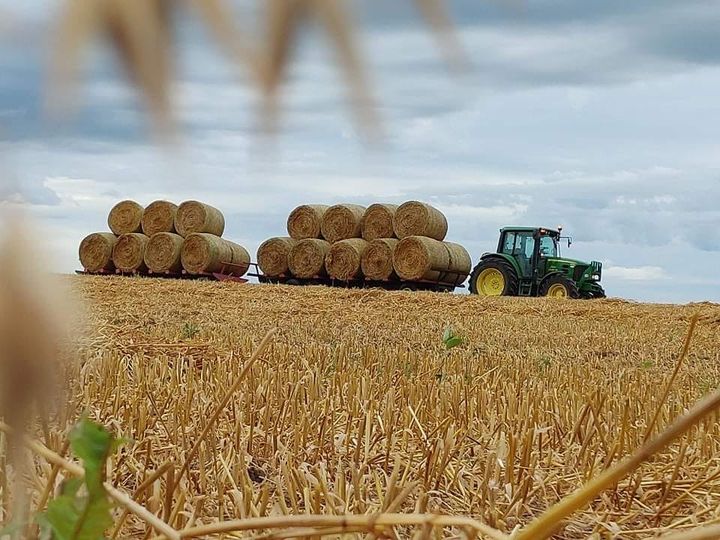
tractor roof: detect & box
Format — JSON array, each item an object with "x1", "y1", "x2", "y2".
[{"x1": 500, "y1": 226, "x2": 560, "y2": 235}]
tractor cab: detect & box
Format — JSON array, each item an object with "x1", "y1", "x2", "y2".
[{"x1": 469, "y1": 227, "x2": 605, "y2": 299}]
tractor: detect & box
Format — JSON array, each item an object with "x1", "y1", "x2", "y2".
[{"x1": 469, "y1": 226, "x2": 605, "y2": 299}]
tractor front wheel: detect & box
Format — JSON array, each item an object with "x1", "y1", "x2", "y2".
[
  {"x1": 540, "y1": 275, "x2": 580, "y2": 299},
  {"x1": 581, "y1": 286, "x2": 606, "y2": 299},
  {"x1": 469, "y1": 259, "x2": 519, "y2": 296}
]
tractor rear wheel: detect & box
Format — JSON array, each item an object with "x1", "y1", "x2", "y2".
[
  {"x1": 469, "y1": 259, "x2": 519, "y2": 296},
  {"x1": 540, "y1": 275, "x2": 580, "y2": 299}
]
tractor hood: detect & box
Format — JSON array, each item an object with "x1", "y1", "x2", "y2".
[
  {"x1": 545, "y1": 257, "x2": 588, "y2": 267},
  {"x1": 545, "y1": 257, "x2": 603, "y2": 282}
]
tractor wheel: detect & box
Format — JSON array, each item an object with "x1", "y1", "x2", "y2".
[
  {"x1": 582, "y1": 286, "x2": 606, "y2": 300},
  {"x1": 540, "y1": 275, "x2": 580, "y2": 299},
  {"x1": 469, "y1": 259, "x2": 519, "y2": 296}
]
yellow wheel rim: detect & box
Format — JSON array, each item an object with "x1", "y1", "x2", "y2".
[
  {"x1": 476, "y1": 268, "x2": 505, "y2": 296},
  {"x1": 547, "y1": 283, "x2": 568, "y2": 298}
]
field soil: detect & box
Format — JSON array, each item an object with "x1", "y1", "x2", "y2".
[{"x1": 64, "y1": 276, "x2": 720, "y2": 538}]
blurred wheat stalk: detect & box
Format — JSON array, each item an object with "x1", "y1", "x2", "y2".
[{"x1": 51, "y1": 0, "x2": 464, "y2": 135}]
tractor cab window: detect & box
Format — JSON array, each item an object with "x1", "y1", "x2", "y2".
[
  {"x1": 539, "y1": 235, "x2": 557, "y2": 258},
  {"x1": 501, "y1": 231, "x2": 535, "y2": 277}
]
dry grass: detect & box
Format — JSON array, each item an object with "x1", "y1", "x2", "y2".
[{"x1": 8, "y1": 276, "x2": 720, "y2": 538}]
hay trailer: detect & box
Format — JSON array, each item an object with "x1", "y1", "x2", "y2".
[
  {"x1": 76, "y1": 259, "x2": 252, "y2": 283},
  {"x1": 247, "y1": 265, "x2": 468, "y2": 292}
]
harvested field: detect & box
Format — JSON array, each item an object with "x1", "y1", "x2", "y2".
[{"x1": 18, "y1": 277, "x2": 720, "y2": 538}]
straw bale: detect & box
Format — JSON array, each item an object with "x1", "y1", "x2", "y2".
[
  {"x1": 257, "y1": 237, "x2": 297, "y2": 277},
  {"x1": 112, "y1": 233, "x2": 149, "y2": 273},
  {"x1": 288, "y1": 239, "x2": 331, "y2": 278},
  {"x1": 175, "y1": 201, "x2": 225, "y2": 237},
  {"x1": 361, "y1": 203, "x2": 398, "y2": 241},
  {"x1": 286, "y1": 205, "x2": 328, "y2": 240},
  {"x1": 144, "y1": 232, "x2": 184, "y2": 273},
  {"x1": 141, "y1": 200, "x2": 178, "y2": 236},
  {"x1": 326, "y1": 238, "x2": 368, "y2": 281},
  {"x1": 360, "y1": 238, "x2": 399, "y2": 281},
  {"x1": 320, "y1": 204, "x2": 366, "y2": 243},
  {"x1": 393, "y1": 201, "x2": 448, "y2": 240},
  {"x1": 180, "y1": 233, "x2": 249, "y2": 275},
  {"x1": 393, "y1": 236, "x2": 470, "y2": 283},
  {"x1": 107, "y1": 200, "x2": 143, "y2": 235},
  {"x1": 79, "y1": 232, "x2": 117, "y2": 273},
  {"x1": 443, "y1": 241, "x2": 473, "y2": 285}
]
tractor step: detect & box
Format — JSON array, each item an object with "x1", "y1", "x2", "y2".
[{"x1": 519, "y1": 279, "x2": 534, "y2": 296}]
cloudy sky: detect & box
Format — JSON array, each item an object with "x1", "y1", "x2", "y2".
[{"x1": 1, "y1": 1, "x2": 719, "y2": 303}]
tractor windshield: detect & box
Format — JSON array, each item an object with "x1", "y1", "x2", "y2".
[{"x1": 539, "y1": 235, "x2": 558, "y2": 258}]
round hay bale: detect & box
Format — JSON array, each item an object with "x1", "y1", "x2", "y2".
[
  {"x1": 79, "y1": 232, "x2": 117, "y2": 273},
  {"x1": 144, "y1": 232, "x2": 184, "y2": 273},
  {"x1": 361, "y1": 203, "x2": 398, "y2": 241},
  {"x1": 393, "y1": 236, "x2": 470, "y2": 283},
  {"x1": 443, "y1": 242, "x2": 473, "y2": 285},
  {"x1": 141, "y1": 200, "x2": 178, "y2": 236},
  {"x1": 326, "y1": 238, "x2": 368, "y2": 281},
  {"x1": 320, "y1": 204, "x2": 366, "y2": 243},
  {"x1": 286, "y1": 204, "x2": 329, "y2": 240},
  {"x1": 181, "y1": 233, "x2": 250, "y2": 275},
  {"x1": 288, "y1": 239, "x2": 331, "y2": 279},
  {"x1": 361, "y1": 238, "x2": 399, "y2": 281},
  {"x1": 107, "y1": 200, "x2": 144, "y2": 235},
  {"x1": 257, "y1": 237, "x2": 297, "y2": 277},
  {"x1": 112, "y1": 233, "x2": 149, "y2": 273},
  {"x1": 393, "y1": 201, "x2": 448, "y2": 241},
  {"x1": 175, "y1": 201, "x2": 225, "y2": 237}
]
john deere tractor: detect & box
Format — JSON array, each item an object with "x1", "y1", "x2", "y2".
[{"x1": 469, "y1": 227, "x2": 605, "y2": 299}]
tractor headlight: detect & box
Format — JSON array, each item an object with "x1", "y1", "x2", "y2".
[{"x1": 592, "y1": 274, "x2": 600, "y2": 281}]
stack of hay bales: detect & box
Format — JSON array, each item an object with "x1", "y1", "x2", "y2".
[
  {"x1": 78, "y1": 200, "x2": 250, "y2": 278},
  {"x1": 390, "y1": 201, "x2": 471, "y2": 286},
  {"x1": 257, "y1": 200, "x2": 470, "y2": 287},
  {"x1": 257, "y1": 203, "x2": 366, "y2": 280}
]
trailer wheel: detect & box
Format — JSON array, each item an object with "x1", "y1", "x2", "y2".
[{"x1": 399, "y1": 283, "x2": 417, "y2": 291}]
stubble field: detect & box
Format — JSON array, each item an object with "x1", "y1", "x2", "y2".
[{"x1": 43, "y1": 276, "x2": 720, "y2": 538}]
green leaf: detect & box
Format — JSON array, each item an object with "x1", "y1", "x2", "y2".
[
  {"x1": 444, "y1": 335, "x2": 463, "y2": 350},
  {"x1": 442, "y1": 326, "x2": 453, "y2": 343},
  {"x1": 39, "y1": 418, "x2": 120, "y2": 540},
  {"x1": 69, "y1": 417, "x2": 113, "y2": 497},
  {"x1": 44, "y1": 493, "x2": 112, "y2": 540}
]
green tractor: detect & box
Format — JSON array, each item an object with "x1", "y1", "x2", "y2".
[{"x1": 469, "y1": 226, "x2": 605, "y2": 299}]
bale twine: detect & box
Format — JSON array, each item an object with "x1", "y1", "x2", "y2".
[
  {"x1": 175, "y1": 201, "x2": 225, "y2": 237},
  {"x1": 393, "y1": 201, "x2": 448, "y2": 241},
  {"x1": 112, "y1": 233, "x2": 149, "y2": 273},
  {"x1": 107, "y1": 200, "x2": 144, "y2": 235},
  {"x1": 288, "y1": 239, "x2": 331, "y2": 279},
  {"x1": 320, "y1": 204, "x2": 366, "y2": 243},
  {"x1": 79, "y1": 232, "x2": 117, "y2": 273},
  {"x1": 361, "y1": 238, "x2": 399, "y2": 281},
  {"x1": 144, "y1": 232, "x2": 184, "y2": 273},
  {"x1": 141, "y1": 200, "x2": 178, "y2": 236},
  {"x1": 361, "y1": 203, "x2": 398, "y2": 241},
  {"x1": 326, "y1": 238, "x2": 368, "y2": 281},
  {"x1": 180, "y1": 233, "x2": 250, "y2": 275},
  {"x1": 257, "y1": 237, "x2": 297, "y2": 277},
  {"x1": 286, "y1": 204, "x2": 329, "y2": 240},
  {"x1": 393, "y1": 236, "x2": 470, "y2": 284}
]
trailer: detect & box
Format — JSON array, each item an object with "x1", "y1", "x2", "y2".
[
  {"x1": 77, "y1": 262, "x2": 469, "y2": 292},
  {"x1": 76, "y1": 259, "x2": 252, "y2": 283},
  {"x1": 247, "y1": 264, "x2": 468, "y2": 292}
]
